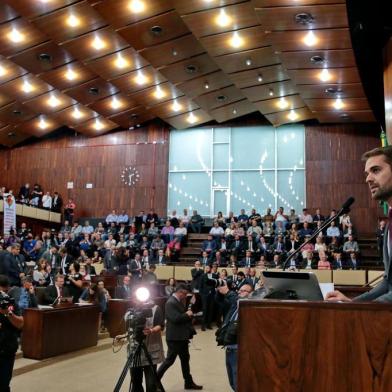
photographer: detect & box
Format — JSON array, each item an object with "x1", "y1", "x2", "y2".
[
  {"x1": 128, "y1": 302, "x2": 165, "y2": 392},
  {"x1": 0, "y1": 275, "x2": 24, "y2": 392},
  {"x1": 157, "y1": 284, "x2": 202, "y2": 390},
  {"x1": 216, "y1": 282, "x2": 253, "y2": 392}
]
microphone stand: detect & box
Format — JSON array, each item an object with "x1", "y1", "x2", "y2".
[{"x1": 282, "y1": 206, "x2": 351, "y2": 271}]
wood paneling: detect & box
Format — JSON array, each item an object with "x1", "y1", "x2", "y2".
[
  {"x1": 313, "y1": 110, "x2": 376, "y2": 124},
  {"x1": 297, "y1": 83, "x2": 366, "y2": 99},
  {"x1": 164, "y1": 108, "x2": 213, "y2": 129},
  {"x1": 210, "y1": 99, "x2": 257, "y2": 123},
  {"x1": 193, "y1": 85, "x2": 245, "y2": 111},
  {"x1": 150, "y1": 96, "x2": 199, "y2": 119},
  {"x1": 0, "y1": 57, "x2": 28, "y2": 85},
  {"x1": 0, "y1": 3, "x2": 19, "y2": 23},
  {"x1": 306, "y1": 123, "x2": 380, "y2": 234},
  {"x1": 6, "y1": 0, "x2": 80, "y2": 19},
  {"x1": 289, "y1": 67, "x2": 361, "y2": 85},
  {"x1": 384, "y1": 38, "x2": 392, "y2": 143},
  {"x1": 254, "y1": 94, "x2": 305, "y2": 114},
  {"x1": 173, "y1": 0, "x2": 246, "y2": 15},
  {"x1": 254, "y1": 0, "x2": 345, "y2": 6},
  {"x1": 0, "y1": 126, "x2": 30, "y2": 148},
  {"x1": 243, "y1": 80, "x2": 297, "y2": 101},
  {"x1": 264, "y1": 106, "x2": 314, "y2": 126},
  {"x1": 0, "y1": 123, "x2": 170, "y2": 218},
  {"x1": 304, "y1": 97, "x2": 370, "y2": 112}
]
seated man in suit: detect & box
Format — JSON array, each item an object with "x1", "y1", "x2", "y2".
[
  {"x1": 154, "y1": 249, "x2": 168, "y2": 265},
  {"x1": 201, "y1": 235, "x2": 217, "y2": 258},
  {"x1": 8, "y1": 276, "x2": 38, "y2": 313},
  {"x1": 331, "y1": 251, "x2": 346, "y2": 270},
  {"x1": 229, "y1": 235, "x2": 243, "y2": 258},
  {"x1": 43, "y1": 275, "x2": 70, "y2": 304},
  {"x1": 243, "y1": 234, "x2": 258, "y2": 259},
  {"x1": 199, "y1": 251, "x2": 210, "y2": 267},
  {"x1": 347, "y1": 251, "x2": 361, "y2": 270},
  {"x1": 115, "y1": 275, "x2": 132, "y2": 299},
  {"x1": 240, "y1": 250, "x2": 255, "y2": 267}
]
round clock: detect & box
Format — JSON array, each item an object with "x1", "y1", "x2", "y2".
[{"x1": 121, "y1": 166, "x2": 140, "y2": 186}]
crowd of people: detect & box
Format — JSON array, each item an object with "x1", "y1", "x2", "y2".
[{"x1": 199, "y1": 206, "x2": 362, "y2": 271}]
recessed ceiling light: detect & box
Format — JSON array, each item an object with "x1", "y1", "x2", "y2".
[
  {"x1": 287, "y1": 110, "x2": 298, "y2": 121},
  {"x1": 153, "y1": 85, "x2": 166, "y2": 99},
  {"x1": 72, "y1": 107, "x2": 83, "y2": 119},
  {"x1": 114, "y1": 53, "x2": 129, "y2": 69},
  {"x1": 47, "y1": 94, "x2": 61, "y2": 108},
  {"x1": 65, "y1": 69, "x2": 77, "y2": 81},
  {"x1": 172, "y1": 49, "x2": 178, "y2": 56},
  {"x1": 295, "y1": 12, "x2": 315, "y2": 25},
  {"x1": 303, "y1": 30, "x2": 318, "y2": 47},
  {"x1": 232, "y1": 108, "x2": 237, "y2": 115},
  {"x1": 257, "y1": 74, "x2": 263, "y2": 82},
  {"x1": 110, "y1": 96, "x2": 122, "y2": 110},
  {"x1": 245, "y1": 58, "x2": 252, "y2": 66},
  {"x1": 325, "y1": 87, "x2": 343, "y2": 95},
  {"x1": 310, "y1": 55, "x2": 325, "y2": 65},
  {"x1": 91, "y1": 36, "x2": 106, "y2": 50},
  {"x1": 277, "y1": 97, "x2": 289, "y2": 109},
  {"x1": 215, "y1": 8, "x2": 232, "y2": 27},
  {"x1": 134, "y1": 70, "x2": 147, "y2": 85},
  {"x1": 38, "y1": 117, "x2": 49, "y2": 130},
  {"x1": 21, "y1": 80, "x2": 34, "y2": 93},
  {"x1": 333, "y1": 97, "x2": 345, "y2": 110},
  {"x1": 38, "y1": 53, "x2": 52, "y2": 63},
  {"x1": 150, "y1": 25, "x2": 163, "y2": 36},
  {"x1": 0, "y1": 64, "x2": 6, "y2": 77},
  {"x1": 229, "y1": 31, "x2": 243, "y2": 48},
  {"x1": 268, "y1": 88, "x2": 274, "y2": 97},
  {"x1": 187, "y1": 112, "x2": 198, "y2": 124},
  {"x1": 171, "y1": 100, "x2": 182, "y2": 112},
  {"x1": 94, "y1": 119, "x2": 104, "y2": 131},
  {"x1": 8, "y1": 27, "x2": 24, "y2": 43},
  {"x1": 339, "y1": 113, "x2": 351, "y2": 120},
  {"x1": 204, "y1": 82, "x2": 210, "y2": 89},
  {"x1": 216, "y1": 95, "x2": 227, "y2": 103},
  {"x1": 129, "y1": 0, "x2": 145, "y2": 13},
  {"x1": 319, "y1": 68, "x2": 332, "y2": 82},
  {"x1": 89, "y1": 87, "x2": 100, "y2": 95},
  {"x1": 185, "y1": 64, "x2": 198, "y2": 74},
  {"x1": 66, "y1": 14, "x2": 80, "y2": 28}
]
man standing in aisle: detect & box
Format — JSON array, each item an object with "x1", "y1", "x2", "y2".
[
  {"x1": 157, "y1": 284, "x2": 202, "y2": 390},
  {"x1": 327, "y1": 146, "x2": 392, "y2": 302}
]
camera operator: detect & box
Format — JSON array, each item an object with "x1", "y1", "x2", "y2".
[
  {"x1": 216, "y1": 282, "x2": 253, "y2": 392},
  {"x1": 157, "y1": 284, "x2": 202, "y2": 390},
  {"x1": 199, "y1": 264, "x2": 218, "y2": 331},
  {"x1": 128, "y1": 302, "x2": 164, "y2": 392},
  {"x1": 0, "y1": 275, "x2": 24, "y2": 392}
]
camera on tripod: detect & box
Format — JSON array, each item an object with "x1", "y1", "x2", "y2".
[
  {"x1": 206, "y1": 277, "x2": 227, "y2": 288},
  {"x1": 0, "y1": 291, "x2": 15, "y2": 310}
]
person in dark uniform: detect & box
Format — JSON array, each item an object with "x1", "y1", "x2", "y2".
[
  {"x1": 0, "y1": 275, "x2": 24, "y2": 392},
  {"x1": 157, "y1": 284, "x2": 202, "y2": 390}
]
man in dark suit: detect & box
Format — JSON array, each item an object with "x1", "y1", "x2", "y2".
[
  {"x1": 1, "y1": 244, "x2": 27, "y2": 287},
  {"x1": 199, "y1": 264, "x2": 218, "y2": 331},
  {"x1": 115, "y1": 275, "x2": 132, "y2": 299},
  {"x1": 229, "y1": 235, "x2": 243, "y2": 258},
  {"x1": 239, "y1": 250, "x2": 255, "y2": 267},
  {"x1": 59, "y1": 248, "x2": 73, "y2": 275},
  {"x1": 42, "y1": 246, "x2": 61, "y2": 275},
  {"x1": 51, "y1": 192, "x2": 63, "y2": 213},
  {"x1": 154, "y1": 249, "x2": 168, "y2": 265},
  {"x1": 129, "y1": 253, "x2": 143, "y2": 280},
  {"x1": 327, "y1": 146, "x2": 392, "y2": 302},
  {"x1": 43, "y1": 275, "x2": 70, "y2": 304},
  {"x1": 157, "y1": 284, "x2": 202, "y2": 390},
  {"x1": 190, "y1": 260, "x2": 203, "y2": 293}
]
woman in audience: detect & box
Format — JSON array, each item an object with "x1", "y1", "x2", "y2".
[
  {"x1": 161, "y1": 220, "x2": 175, "y2": 244},
  {"x1": 216, "y1": 211, "x2": 226, "y2": 229},
  {"x1": 147, "y1": 222, "x2": 159, "y2": 239},
  {"x1": 179, "y1": 208, "x2": 190, "y2": 227},
  {"x1": 166, "y1": 237, "x2": 181, "y2": 262},
  {"x1": 220, "y1": 269, "x2": 228, "y2": 281},
  {"x1": 33, "y1": 259, "x2": 51, "y2": 287},
  {"x1": 95, "y1": 222, "x2": 106, "y2": 235},
  {"x1": 138, "y1": 222, "x2": 148, "y2": 240},
  {"x1": 174, "y1": 221, "x2": 187, "y2": 242},
  {"x1": 225, "y1": 223, "x2": 235, "y2": 242},
  {"x1": 317, "y1": 253, "x2": 331, "y2": 270},
  {"x1": 165, "y1": 278, "x2": 177, "y2": 296},
  {"x1": 328, "y1": 236, "x2": 341, "y2": 254},
  {"x1": 66, "y1": 262, "x2": 84, "y2": 302},
  {"x1": 79, "y1": 264, "x2": 91, "y2": 282},
  {"x1": 287, "y1": 223, "x2": 299, "y2": 239},
  {"x1": 314, "y1": 236, "x2": 327, "y2": 254}
]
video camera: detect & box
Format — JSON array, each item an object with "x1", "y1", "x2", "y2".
[
  {"x1": 0, "y1": 291, "x2": 15, "y2": 310},
  {"x1": 206, "y1": 277, "x2": 230, "y2": 289}
]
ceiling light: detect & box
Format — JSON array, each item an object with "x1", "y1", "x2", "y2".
[
  {"x1": 8, "y1": 28, "x2": 25, "y2": 43},
  {"x1": 215, "y1": 9, "x2": 232, "y2": 27},
  {"x1": 171, "y1": 100, "x2": 182, "y2": 112},
  {"x1": 153, "y1": 85, "x2": 166, "y2": 99},
  {"x1": 0, "y1": 65, "x2": 6, "y2": 77},
  {"x1": 172, "y1": 49, "x2": 178, "y2": 56},
  {"x1": 91, "y1": 36, "x2": 106, "y2": 50},
  {"x1": 66, "y1": 14, "x2": 80, "y2": 27},
  {"x1": 303, "y1": 30, "x2": 318, "y2": 47},
  {"x1": 65, "y1": 69, "x2": 77, "y2": 81},
  {"x1": 278, "y1": 97, "x2": 289, "y2": 109},
  {"x1": 110, "y1": 96, "x2": 122, "y2": 110},
  {"x1": 287, "y1": 110, "x2": 299, "y2": 121},
  {"x1": 232, "y1": 108, "x2": 237, "y2": 115},
  {"x1": 229, "y1": 31, "x2": 243, "y2": 48},
  {"x1": 114, "y1": 54, "x2": 129, "y2": 69},
  {"x1": 333, "y1": 97, "x2": 345, "y2": 110},
  {"x1": 257, "y1": 74, "x2": 263, "y2": 82},
  {"x1": 134, "y1": 70, "x2": 147, "y2": 85},
  {"x1": 38, "y1": 117, "x2": 49, "y2": 130},
  {"x1": 47, "y1": 95, "x2": 61, "y2": 108},
  {"x1": 71, "y1": 107, "x2": 83, "y2": 119},
  {"x1": 94, "y1": 119, "x2": 104, "y2": 131},
  {"x1": 21, "y1": 80, "x2": 34, "y2": 93},
  {"x1": 204, "y1": 82, "x2": 210, "y2": 89},
  {"x1": 129, "y1": 0, "x2": 145, "y2": 13},
  {"x1": 187, "y1": 112, "x2": 198, "y2": 124},
  {"x1": 268, "y1": 88, "x2": 274, "y2": 97},
  {"x1": 319, "y1": 68, "x2": 332, "y2": 82},
  {"x1": 245, "y1": 58, "x2": 252, "y2": 66}
]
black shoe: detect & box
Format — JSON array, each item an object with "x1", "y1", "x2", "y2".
[
  {"x1": 207, "y1": 325, "x2": 213, "y2": 330},
  {"x1": 201, "y1": 326, "x2": 206, "y2": 331},
  {"x1": 185, "y1": 382, "x2": 203, "y2": 390}
]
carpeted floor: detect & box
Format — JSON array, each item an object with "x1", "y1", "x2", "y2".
[{"x1": 12, "y1": 328, "x2": 231, "y2": 392}]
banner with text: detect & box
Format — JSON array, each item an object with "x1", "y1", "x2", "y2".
[{"x1": 3, "y1": 194, "x2": 16, "y2": 236}]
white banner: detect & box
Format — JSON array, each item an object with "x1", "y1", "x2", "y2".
[{"x1": 3, "y1": 194, "x2": 16, "y2": 236}]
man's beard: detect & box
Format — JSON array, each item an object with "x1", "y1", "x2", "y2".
[{"x1": 373, "y1": 185, "x2": 392, "y2": 201}]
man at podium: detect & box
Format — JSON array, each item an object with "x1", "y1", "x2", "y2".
[{"x1": 327, "y1": 146, "x2": 392, "y2": 303}]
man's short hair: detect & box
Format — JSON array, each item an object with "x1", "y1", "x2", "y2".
[
  {"x1": 11, "y1": 243, "x2": 21, "y2": 250},
  {"x1": 362, "y1": 146, "x2": 392, "y2": 166},
  {"x1": 21, "y1": 276, "x2": 33, "y2": 284},
  {"x1": 0, "y1": 274, "x2": 10, "y2": 288},
  {"x1": 55, "y1": 274, "x2": 65, "y2": 281},
  {"x1": 175, "y1": 283, "x2": 191, "y2": 292}
]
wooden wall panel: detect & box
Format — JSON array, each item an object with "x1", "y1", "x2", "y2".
[
  {"x1": 0, "y1": 122, "x2": 169, "y2": 219},
  {"x1": 306, "y1": 123, "x2": 380, "y2": 234},
  {"x1": 385, "y1": 38, "x2": 392, "y2": 142}
]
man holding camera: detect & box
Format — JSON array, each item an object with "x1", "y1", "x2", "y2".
[
  {"x1": 0, "y1": 275, "x2": 24, "y2": 392},
  {"x1": 217, "y1": 282, "x2": 253, "y2": 391},
  {"x1": 157, "y1": 284, "x2": 202, "y2": 390}
]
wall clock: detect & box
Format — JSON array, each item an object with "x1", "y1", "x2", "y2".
[{"x1": 121, "y1": 166, "x2": 140, "y2": 186}]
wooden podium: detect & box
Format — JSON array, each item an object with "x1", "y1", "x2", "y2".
[{"x1": 238, "y1": 300, "x2": 392, "y2": 391}]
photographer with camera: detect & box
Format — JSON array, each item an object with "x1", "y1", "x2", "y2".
[
  {"x1": 0, "y1": 274, "x2": 24, "y2": 392},
  {"x1": 157, "y1": 284, "x2": 202, "y2": 390},
  {"x1": 216, "y1": 282, "x2": 253, "y2": 391}
]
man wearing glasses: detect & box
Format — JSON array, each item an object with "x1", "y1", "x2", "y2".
[{"x1": 217, "y1": 283, "x2": 253, "y2": 391}]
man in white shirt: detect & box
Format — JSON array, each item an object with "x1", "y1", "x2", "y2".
[
  {"x1": 42, "y1": 192, "x2": 52, "y2": 210},
  {"x1": 106, "y1": 210, "x2": 118, "y2": 225}
]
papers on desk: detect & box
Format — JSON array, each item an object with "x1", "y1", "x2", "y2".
[
  {"x1": 319, "y1": 283, "x2": 334, "y2": 300},
  {"x1": 38, "y1": 305, "x2": 53, "y2": 309}
]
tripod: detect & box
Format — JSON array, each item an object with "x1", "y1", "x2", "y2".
[{"x1": 113, "y1": 335, "x2": 165, "y2": 392}]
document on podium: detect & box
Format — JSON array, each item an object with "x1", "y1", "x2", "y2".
[{"x1": 319, "y1": 283, "x2": 334, "y2": 299}]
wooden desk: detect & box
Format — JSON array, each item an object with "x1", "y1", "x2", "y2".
[
  {"x1": 107, "y1": 297, "x2": 167, "y2": 338},
  {"x1": 238, "y1": 300, "x2": 392, "y2": 392},
  {"x1": 22, "y1": 304, "x2": 100, "y2": 360}
]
